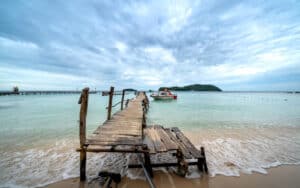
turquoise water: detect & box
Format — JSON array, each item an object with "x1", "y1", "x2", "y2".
[
  {"x1": 0, "y1": 94, "x2": 132, "y2": 147},
  {"x1": 148, "y1": 92, "x2": 300, "y2": 130},
  {"x1": 0, "y1": 92, "x2": 300, "y2": 187}
]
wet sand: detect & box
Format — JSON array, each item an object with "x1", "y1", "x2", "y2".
[{"x1": 44, "y1": 165, "x2": 300, "y2": 188}]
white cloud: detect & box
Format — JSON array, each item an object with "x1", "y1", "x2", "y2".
[
  {"x1": 0, "y1": 37, "x2": 39, "y2": 50},
  {"x1": 0, "y1": 0, "x2": 300, "y2": 90},
  {"x1": 0, "y1": 66, "x2": 93, "y2": 90},
  {"x1": 115, "y1": 41, "x2": 127, "y2": 53},
  {"x1": 144, "y1": 46, "x2": 177, "y2": 64}
]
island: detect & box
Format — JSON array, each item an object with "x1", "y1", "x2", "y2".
[{"x1": 159, "y1": 84, "x2": 222, "y2": 92}]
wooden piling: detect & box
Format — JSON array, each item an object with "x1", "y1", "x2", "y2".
[
  {"x1": 78, "y1": 87, "x2": 89, "y2": 181},
  {"x1": 143, "y1": 146, "x2": 153, "y2": 177},
  {"x1": 197, "y1": 158, "x2": 204, "y2": 172},
  {"x1": 107, "y1": 86, "x2": 114, "y2": 120},
  {"x1": 201, "y1": 147, "x2": 208, "y2": 173},
  {"x1": 125, "y1": 99, "x2": 129, "y2": 108},
  {"x1": 121, "y1": 89, "x2": 125, "y2": 110}
]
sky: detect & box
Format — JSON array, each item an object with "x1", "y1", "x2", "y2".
[{"x1": 0, "y1": 0, "x2": 300, "y2": 91}]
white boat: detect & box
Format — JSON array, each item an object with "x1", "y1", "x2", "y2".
[{"x1": 150, "y1": 90, "x2": 177, "y2": 100}]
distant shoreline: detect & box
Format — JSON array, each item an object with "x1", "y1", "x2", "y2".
[
  {"x1": 1, "y1": 90, "x2": 299, "y2": 96},
  {"x1": 159, "y1": 84, "x2": 222, "y2": 92},
  {"x1": 0, "y1": 90, "x2": 97, "y2": 96}
]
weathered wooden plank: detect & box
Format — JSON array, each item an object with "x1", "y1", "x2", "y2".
[
  {"x1": 88, "y1": 135, "x2": 142, "y2": 142},
  {"x1": 153, "y1": 125, "x2": 178, "y2": 150},
  {"x1": 83, "y1": 145, "x2": 146, "y2": 153},
  {"x1": 95, "y1": 128, "x2": 141, "y2": 133},
  {"x1": 171, "y1": 127, "x2": 201, "y2": 157},
  {"x1": 164, "y1": 128, "x2": 193, "y2": 159},
  {"x1": 93, "y1": 128, "x2": 141, "y2": 135},
  {"x1": 143, "y1": 129, "x2": 156, "y2": 154},
  {"x1": 87, "y1": 92, "x2": 146, "y2": 148},
  {"x1": 85, "y1": 145, "x2": 112, "y2": 151},
  {"x1": 99, "y1": 123, "x2": 141, "y2": 128},
  {"x1": 87, "y1": 139, "x2": 143, "y2": 146},
  {"x1": 171, "y1": 127, "x2": 202, "y2": 158},
  {"x1": 146, "y1": 127, "x2": 167, "y2": 152}
]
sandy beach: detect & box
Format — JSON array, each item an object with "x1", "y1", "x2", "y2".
[{"x1": 44, "y1": 165, "x2": 300, "y2": 188}]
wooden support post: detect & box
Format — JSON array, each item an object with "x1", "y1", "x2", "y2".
[
  {"x1": 201, "y1": 147, "x2": 208, "y2": 173},
  {"x1": 125, "y1": 99, "x2": 129, "y2": 108},
  {"x1": 142, "y1": 109, "x2": 146, "y2": 128},
  {"x1": 176, "y1": 148, "x2": 188, "y2": 177},
  {"x1": 143, "y1": 145, "x2": 153, "y2": 178},
  {"x1": 107, "y1": 86, "x2": 114, "y2": 120},
  {"x1": 78, "y1": 87, "x2": 89, "y2": 181},
  {"x1": 80, "y1": 147, "x2": 87, "y2": 181},
  {"x1": 143, "y1": 92, "x2": 149, "y2": 112},
  {"x1": 197, "y1": 158, "x2": 204, "y2": 173},
  {"x1": 120, "y1": 89, "x2": 125, "y2": 110}
]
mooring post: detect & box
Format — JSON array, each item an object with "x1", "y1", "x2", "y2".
[
  {"x1": 120, "y1": 89, "x2": 125, "y2": 110},
  {"x1": 107, "y1": 86, "x2": 114, "y2": 120},
  {"x1": 78, "y1": 87, "x2": 89, "y2": 181}
]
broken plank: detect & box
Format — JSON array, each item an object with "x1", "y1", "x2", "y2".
[
  {"x1": 143, "y1": 129, "x2": 156, "y2": 154},
  {"x1": 153, "y1": 125, "x2": 178, "y2": 150},
  {"x1": 145, "y1": 127, "x2": 167, "y2": 152},
  {"x1": 171, "y1": 127, "x2": 202, "y2": 158},
  {"x1": 164, "y1": 128, "x2": 193, "y2": 159}
]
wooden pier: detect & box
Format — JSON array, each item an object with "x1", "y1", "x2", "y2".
[
  {"x1": 0, "y1": 90, "x2": 97, "y2": 96},
  {"x1": 77, "y1": 87, "x2": 208, "y2": 186}
]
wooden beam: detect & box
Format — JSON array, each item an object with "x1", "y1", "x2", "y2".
[
  {"x1": 107, "y1": 86, "x2": 114, "y2": 120},
  {"x1": 77, "y1": 146, "x2": 148, "y2": 153},
  {"x1": 128, "y1": 161, "x2": 199, "y2": 168}
]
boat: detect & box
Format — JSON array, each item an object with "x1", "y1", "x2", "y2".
[{"x1": 150, "y1": 89, "x2": 177, "y2": 100}]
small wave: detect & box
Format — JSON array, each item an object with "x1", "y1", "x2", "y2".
[{"x1": 1, "y1": 127, "x2": 300, "y2": 187}]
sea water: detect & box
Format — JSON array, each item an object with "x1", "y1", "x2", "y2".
[{"x1": 0, "y1": 92, "x2": 300, "y2": 187}]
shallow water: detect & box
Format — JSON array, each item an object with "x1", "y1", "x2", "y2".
[{"x1": 0, "y1": 92, "x2": 300, "y2": 187}]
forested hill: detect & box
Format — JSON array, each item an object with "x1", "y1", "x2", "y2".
[{"x1": 159, "y1": 84, "x2": 222, "y2": 91}]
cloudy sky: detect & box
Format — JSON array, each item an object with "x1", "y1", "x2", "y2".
[{"x1": 0, "y1": 0, "x2": 299, "y2": 91}]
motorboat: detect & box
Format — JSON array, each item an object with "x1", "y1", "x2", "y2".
[{"x1": 150, "y1": 89, "x2": 177, "y2": 100}]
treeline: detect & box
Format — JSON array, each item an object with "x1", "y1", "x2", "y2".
[{"x1": 159, "y1": 84, "x2": 222, "y2": 91}]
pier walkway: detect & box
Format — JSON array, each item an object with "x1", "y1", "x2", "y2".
[
  {"x1": 85, "y1": 90, "x2": 145, "y2": 150},
  {"x1": 76, "y1": 87, "x2": 208, "y2": 187}
]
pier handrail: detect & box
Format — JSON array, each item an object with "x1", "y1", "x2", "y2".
[{"x1": 106, "y1": 101, "x2": 122, "y2": 109}]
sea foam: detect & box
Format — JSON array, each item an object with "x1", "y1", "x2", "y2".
[{"x1": 1, "y1": 127, "x2": 300, "y2": 187}]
